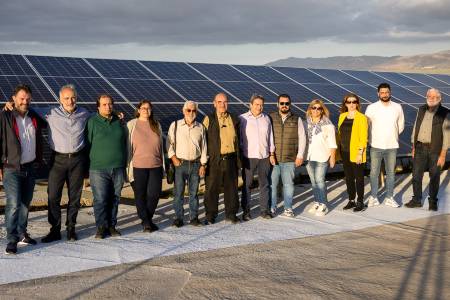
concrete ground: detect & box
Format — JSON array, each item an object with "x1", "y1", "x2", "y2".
[{"x1": 0, "y1": 214, "x2": 449, "y2": 300}]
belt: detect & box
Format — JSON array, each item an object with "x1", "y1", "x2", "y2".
[
  {"x1": 416, "y1": 141, "x2": 431, "y2": 147},
  {"x1": 54, "y1": 150, "x2": 83, "y2": 158},
  {"x1": 220, "y1": 153, "x2": 236, "y2": 160},
  {"x1": 179, "y1": 158, "x2": 200, "y2": 164}
]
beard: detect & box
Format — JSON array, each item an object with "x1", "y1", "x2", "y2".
[{"x1": 380, "y1": 96, "x2": 391, "y2": 102}]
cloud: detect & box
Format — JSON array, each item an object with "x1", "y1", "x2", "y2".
[{"x1": 0, "y1": 0, "x2": 449, "y2": 46}]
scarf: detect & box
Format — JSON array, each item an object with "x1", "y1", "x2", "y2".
[{"x1": 307, "y1": 116, "x2": 331, "y2": 144}]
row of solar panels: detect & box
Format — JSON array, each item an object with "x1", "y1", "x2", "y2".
[{"x1": 1, "y1": 54, "x2": 449, "y2": 155}]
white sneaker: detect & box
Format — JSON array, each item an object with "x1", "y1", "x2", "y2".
[
  {"x1": 308, "y1": 202, "x2": 320, "y2": 214},
  {"x1": 384, "y1": 197, "x2": 400, "y2": 208},
  {"x1": 367, "y1": 196, "x2": 380, "y2": 207},
  {"x1": 270, "y1": 207, "x2": 276, "y2": 215},
  {"x1": 282, "y1": 208, "x2": 295, "y2": 218},
  {"x1": 315, "y1": 204, "x2": 329, "y2": 216}
]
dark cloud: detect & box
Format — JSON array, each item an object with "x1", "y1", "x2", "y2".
[{"x1": 1, "y1": 0, "x2": 449, "y2": 46}]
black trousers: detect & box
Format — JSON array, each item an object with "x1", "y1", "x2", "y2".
[
  {"x1": 47, "y1": 151, "x2": 87, "y2": 231},
  {"x1": 412, "y1": 143, "x2": 442, "y2": 204},
  {"x1": 241, "y1": 157, "x2": 271, "y2": 213},
  {"x1": 131, "y1": 167, "x2": 163, "y2": 226},
  {"x1": 341, "y1": 151, "x2": 365, "y2": 203},
  {"x1": 204, "y1": 156, "x2": 239, "y2": 220}
]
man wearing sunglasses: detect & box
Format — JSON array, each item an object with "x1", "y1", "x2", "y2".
[
  {"x1": 269, "y1": 94, "x2": 306, "y2": 217},
  {"x1": 167, "y1": 100, "x2": 207, "y2": 227}
]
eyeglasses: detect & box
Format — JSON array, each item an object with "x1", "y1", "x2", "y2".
[
  {"x1": 139, "y1": 107, "x2": 151, "y2": 111},
  {"x1": 311, "y1": 106, "x2": 323, "y2": 111},
  {"x1": 345, "y1": 101, "x2": 358, "y2": 104},
  {"x1": 185, "y1": 109, "x2": 197, "y2": 113},
  {"x1": 279, "y1": 102, "x2": 290, "y2": 106}
]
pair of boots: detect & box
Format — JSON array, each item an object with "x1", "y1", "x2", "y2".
[
  {"x1": 41, "y1": 226, "x2": 77, "y2": 243},
  {"x1": 343, "y1": 200, "x2": 365, "y2": 212}
]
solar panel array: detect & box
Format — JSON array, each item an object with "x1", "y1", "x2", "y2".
[{"x1": 1, "y1": 54, "x2": 450, "y2": 155}]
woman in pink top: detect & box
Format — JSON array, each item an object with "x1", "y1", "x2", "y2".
[{"x1": 126, "y1": 100, "x2": 164, "y2": 233}]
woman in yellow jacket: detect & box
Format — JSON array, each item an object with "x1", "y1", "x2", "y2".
[{"x1": 337, "y1": 93, "x2": 368, "y2": 212}]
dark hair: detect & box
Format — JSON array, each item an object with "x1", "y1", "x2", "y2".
[
  {"x1": 340, "y1": 93, "x2": 361, "y2": 113},
  {"x1": 277, "y1": 94, "x2": 291, "y2": 103},
  {"x1": 96, "y1": 94, "x2": 114, "y2": 107},
  {"x1": 377, "y1": 83, "x2": 391, "y2": 92},
  {"x1": 135, "y1": 100, "x2": 161, "y2": 136},
  {"x1": 13, "y1": 84, "x2": 32, "y2": 96},
  {"x1": 250, "y1": 94, "x2": 265, "y2": 104}
]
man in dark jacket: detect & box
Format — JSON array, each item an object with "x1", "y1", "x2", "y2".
[
  {"x1": 202, "y1": 93, "x2": 241, "y2": 224},
  {"x1": 0, "y1": 84, "x2": 46, "y2": 254},
  {"x1": 406, "y1": 88, "x2": 449, "y2": 211}
]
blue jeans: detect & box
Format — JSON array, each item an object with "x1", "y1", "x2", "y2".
[
  {"x1": 306, "y1": 161, "x2": 328, "y2": 204},
  {"x1": 370, "y1": 147, "x2": 397, "y2": 198},
  {"x1": 89, "y1": 168, "x2": 125, "y2": 228},
  {"x1": 3, "y1": 164, "x2": 35, "y2": 243},
  {"x1": 173, "y1": 161, "x2": 200, "y2": 220},
  {"x1": 270, "y1": 162, "x2": 295, "y2": 210}
]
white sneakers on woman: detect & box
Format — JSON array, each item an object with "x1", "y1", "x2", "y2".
[{"x1": 308, "y1": 202, "x2": 328, "y2": 216}]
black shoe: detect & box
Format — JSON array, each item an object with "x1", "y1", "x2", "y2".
[
  {"x1": 41, "y1": 231, "x2": 62, "y2": 243},
  {"x1": 343, "y1": 200, "x2": 356, "y2": 210},
  {"x1": 5, "y1": 242, "x2": 17, "y2": 255},
  {"x1": 67, "y1": 227, "x2": 78, "y2": 241},
  {"x1": 203, "y1": 218, "x2": 215, "y2": 225},
  {"x1": 242, "y1": 211, "x2": 251, "y2": 222},
  {"x1": 225, "y1": 215, "x2": 240, "y2": 224},
  {"x1": 108, "y1": 226, "x2": 121, "y2": 237},
  {"x1": 143, "y1": 225, "x2": 152, "y2": 233},
  {"x1": 190, "y1": 217, "x2": 202, "y2": 226},
  {"x1": 405, "y1": 200, "x2": 423, "y2": 208},
  {"x1": 429, "y1": 202, "x2": 438, "y2": 211},
  {"x1": 149, "y1": 222, "x2": 159, "y2": 232},
  {"x1": 18, "y1": 232, "x2": 37, "y2": 245},
  {"x1": 95, "y1": 227, "x2": 107, "y2": 239},
  {"x1": 353, "y1": 202, "x2": 366, "y2": 212},
  {"x1": 261, "y1": 211, "x2": 274, "y2": 219},
  {"x1": 172, "y1": 219, "x2": 184, "y2": 228}
]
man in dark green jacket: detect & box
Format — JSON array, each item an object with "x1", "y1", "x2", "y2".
[{"x1": 86, "y1": 94, "x2": 126, "y2": 239}]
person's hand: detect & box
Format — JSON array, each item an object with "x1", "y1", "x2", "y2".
[
  {"x1": 411, "y1": 146, "x2": 415, "y2": 159},
  {"x1": 199, "y1": 165, "x2": 206, "y2": 177},
  {"x1": 171, "y1": 156, "x2": 181, "y2": 167},
  {"x1": 356, "y1": 153, "x2": 363, "y2": 164},
  {"x1": 269, "y1": 155, "x2": 276, "y2": 166},
  {"x1": 3, "y1": 102, "x2": 13, "y2": 111},
  {"x1": 329, "y1": 156, "x2": 336, "y2": 168},
  {"x1": 0, "y1": 168, "x2": 3, "y2": 181},
  {"x1": 437, "y1": 155, "x2": 445, "y2": 168},
  {"x1": 295, "y1": 157, "x2": 303, "y2": 167},
  {"x1": 117, "y1": 112, "x2": 125, "y2": 120}
]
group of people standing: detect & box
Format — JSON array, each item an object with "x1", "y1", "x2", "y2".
[{"x1": 1, "y1": 82, "x2": 448, "y2": 255}]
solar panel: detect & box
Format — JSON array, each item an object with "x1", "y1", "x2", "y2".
[
  {"x1": 0, "y1": 75, "x2": 55, "y2": 102},
  {"x1": 262, "y1": 82, "x2": 320, "y2": 104},
  {"x1": 216, "y1": 81, "x2": 276, "y2": 102},
  {"x1": 0, "y1": 54, "x2": 35, "y2": 76},
  {"x1": 165, "y1": 80, "x2": 234, "y2": 102},
  {"x1": 87, "y1": 58, "x2": 156, "y2": 79},
  {"x1": 190, "y1": 63, "x2": 251, "y2": 82},
  {"x1": 401, "y1": 73, "x2": 450, "y2": 87},
  {"x1": 427, "y1": 74, "x2": 450, "y2": 85},
  {"x1": 372, "y1": 71, "x2": 425, "y2": 87},
  {"x1": 274, "y1": 67, "x2": 329, "y2": 84},
  {"x1": 109, "y1": 78, "x2": 183, "y2": 102},
  {"x1": 27, "y1": 55, "x2": 97, "y2": 77},
  {"x1": 234, "y1": 65, "x2": 292, "y2": 83},
  {"x1": 141, "y1": 61, "x2": 205, "y2": 80},
  {"x1": 310, "y1": 68, "x2": 362, "y2": 85}
]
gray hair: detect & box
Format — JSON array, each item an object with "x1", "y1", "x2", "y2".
[
  {"x1": 59, "y1": 84, "x2": 77, "y2": 98},
  {"x1": 183, "y1": 100, "x2": 198, "y2": 111},
  {"x1": 426, "y1": 88, "x2": 441, "y2": 100},
  {"x1": 250, "y1": 94, "x2": 265, "y2": 104}
]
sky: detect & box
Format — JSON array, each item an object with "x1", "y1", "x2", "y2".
[{"x1": 1, "y1": 0, "x2": 450, "y2": 65}]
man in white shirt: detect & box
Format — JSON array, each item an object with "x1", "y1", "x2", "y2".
[
  {"x1": 365, "y1": 83, "x2": 405, "y2": 208},
  {"x1": 239, "y1": 95, "x2": 276, "y2": 220}
]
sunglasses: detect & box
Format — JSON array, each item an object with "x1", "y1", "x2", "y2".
[
  {"x1": 311, "y1": 106, "x2": 323, "y2": 111},
  {"x1": 185, "y1": 109, "x2": 197, "y2": 113},
  {"x1": 279, "y1": 102, "x2": 290, "y2": 106},
  {"x1": 345, "y1": 101, "x2": 358, "y2": 104}
]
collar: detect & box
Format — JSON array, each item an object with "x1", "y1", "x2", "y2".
[
  {"x1": 13, "y1": 109, "x2": 29, "y2": 119},
  {"x1": 97, "y1": 113, "x2": 115, "y2": 122},
  {"x1": 246, "y1": 111, "x2": 263, "y2": 119},
  {"x1": 180, "y1": 119, "x2": 199, "y2": 127},
  {"x1": 59, "y1": 104, "x2": 78, "y2": 116}
]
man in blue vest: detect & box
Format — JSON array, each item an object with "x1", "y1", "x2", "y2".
[{"x1": 405, "y1": 88, "x2": 449, "y2": 211}]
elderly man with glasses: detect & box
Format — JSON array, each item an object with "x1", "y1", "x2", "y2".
[{"x1": 167, "y1": 101, "x2": 207, "y2": 227}]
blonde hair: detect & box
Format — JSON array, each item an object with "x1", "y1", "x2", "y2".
[{"x1": 306, "y1": 99, "x2": 329, "y2": 119}]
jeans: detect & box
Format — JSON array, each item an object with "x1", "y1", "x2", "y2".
[
  {"x1": 173, "y1": 161, "x2": 200, "y2": 220},
  {"x1": 369, "y1": 147, "x2": 397, "y2": 199},
  {"x1": 412, "y1": 143, "x2": 442, "y2": 204},
  {"x1": 89, "y1": 168, "x2": 125, "y2": 228},
  {"x1": 270, "y1": 162, "x2": 295, "y2": 210},
  {"x1": 341, "y1": 151, "x2": 365, "y2": 203},
  {"x1": 47, "y1": 151, "x2": 87, "y2": 232},
  {"x1": 131, "y1": 167, "x2": 163, "y2": 226},
  {"x1": 306, "y1": 161, "x2": 328, "y2": 204},
  {"x1": 241, "y1": 157, "x2": 271, "y2": 214},
  {"x1": 3, "y1": 164, "x2": 35, "y2": 243}
]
